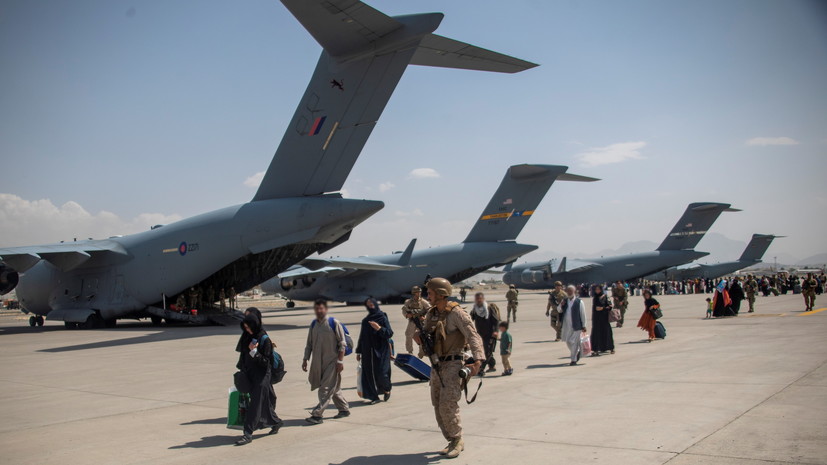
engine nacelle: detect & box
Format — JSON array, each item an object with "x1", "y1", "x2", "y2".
[
  {"x1": 0, "y1": 265, "x2": 19, "y2": 295},
  {"x1": 520, "y1": 270, "x2": 548, "y2": 284},
  {"x1": 280, "y1": 278, "x2": 296, "y2": 291}
]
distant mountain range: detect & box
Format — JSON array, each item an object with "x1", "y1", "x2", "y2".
[{"x1": 518, "y1": 233, "x2": 826, "y2": 268}]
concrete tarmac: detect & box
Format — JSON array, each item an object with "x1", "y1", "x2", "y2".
[{"x1": 0, "y1": 291, "x2": 824, "y2": 465}]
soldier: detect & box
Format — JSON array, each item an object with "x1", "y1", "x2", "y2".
[
  {"x1": 219, "y1": 288, "x2": 227, "y2": 312},
  {"x1": 546, "y1": 281, "x2": 566, "y2": 341},
  {"x1": 612, "y1": 281, "x2": 628, "y2": 328},
  {"x1": 188, "y1": 287, "x2": 198, "y2": 310},
  {"x1": 802, "y1": 273, "x2": 818, "y2": 311},
  {"x1": 416, "y1": 277, "x2": 484, "y2": 460},
  {"x1": 175, "y1": 294, "x2": 186, "y2": 312},
  {"x1": 505, "y1": 284, "x2": 519, "y2": 323},
  {"x1": 206, "y1": 286, "x2": 215, "y2": 309},
  {"x1": 229, "y1": 287, "x2": 237, "y2": 310},
  {"x1": 744, "y1": 275, "x2": 758, "y2": 313},
  {"x1": 401, "y1": 286, "x2": 430, "y2": 357},
  {"x1": 459, "y1": 288, "x2": 467, "y2": 303}
]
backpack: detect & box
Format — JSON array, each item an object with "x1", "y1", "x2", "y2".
[
  {"x1": 311, "y1": 317, "x2": 354, "y2": 356},
  {"x1": 260, "y1": 334, "x2": 286, "y2": 384}
]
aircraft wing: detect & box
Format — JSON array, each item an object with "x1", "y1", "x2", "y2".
[
  {"x1": 301, "y1": 257, "x2": 401, "y2": 272},
  {"x1": 0, "y1": 241, "x2": 130, "y2": 272},
  {"x1": 278, "y1": 266, "x2": 346, "y2": 280}
]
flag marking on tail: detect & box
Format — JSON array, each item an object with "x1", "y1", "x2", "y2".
[{"x1": 309, "y1": 116, "x2": 327, "y2": 136}]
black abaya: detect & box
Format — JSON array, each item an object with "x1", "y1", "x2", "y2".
[
  {"x1": 590, "y1": 293, "x2": 614, "y2": 352},
  {"x1": 728, "y1": 282, "x2": 744, "y2": 314},
  {"x1": 356, "y1": 300, "x2": 394, "y2": 402},
  {"x1": 238, "y1": 314, "x2": 281, "y2": 438}
]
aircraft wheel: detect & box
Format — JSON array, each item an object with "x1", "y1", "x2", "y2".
[
  {"x1": 150, "y1": 316, "x2": 163, "y2": 326},
  {"x1": 64, "y1": 321, "x2": 78, "y2": 329},
  {"x1": 286, "y1": 301, "x2": 296, "y2": 309},
  {"x1": 104, "y1": 319, "x2": 117, "y2": 328},
  {"x1": 29, "y1": 316, "x2": 37, "y2": 327},
  {"x1": 36, "y1": 316, "x2": 44, "y2": 326},
  {"x1": 82, "y1": 314, "x2": 104, "y2": 330}
]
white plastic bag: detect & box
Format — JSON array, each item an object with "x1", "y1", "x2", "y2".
[{"x1": 356, "y1": 363, "x2": 364, "y2": 398}]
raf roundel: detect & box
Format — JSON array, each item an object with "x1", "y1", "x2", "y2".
[{"x1": 178, "y1": 242, "x2": 188, "y2": 256}]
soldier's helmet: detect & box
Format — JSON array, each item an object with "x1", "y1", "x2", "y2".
[
  {"x1": 411, "y1": 285, "x2": 421, "y2": 293},
  {"x1": 554, "y1": 281, "x2": 563, "y2": 287},
  {"x1": 426, "y1": 278, "x2": 453, "y2": 297},
  {"x1": 509, "y1": 284, "x2": 516, "y2": 289}
]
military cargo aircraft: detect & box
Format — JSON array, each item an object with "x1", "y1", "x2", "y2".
[
  {"x1": 644, "y1": 234, "x2": 781, "y2": 281},
  {"x1": 261, "y1": 164, "x2": 597, "y2": 304},
  {"x1": 0, "y1": 0, "x2": 536, "y2": 328},
  {"x1": 503, "y1": 202, "x2": 740, "y2": 289}
]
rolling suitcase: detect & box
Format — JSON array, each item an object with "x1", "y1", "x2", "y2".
[
  {"x1": 654, "y1": 321, "x2": 666, "y2": 339},
  {"x1": 227, "y1": 387, "x2": 250, "y2": 430},
  {"x1": 393, "y1": 353, "x2": 431, "y2": 381}
]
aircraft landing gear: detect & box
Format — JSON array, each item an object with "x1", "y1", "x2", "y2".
[
  {"x1": 29, "y1": 316, "x2": 37, "y2": 327},
  {"x1": 104, "y1": 319, "x2": 117, "y2": 328},
  {"x1": 286, "y1": 301, "x2": 296, "y2": 309},
  {"x1": 64, "y1": 321, "x2": 79, "y2": 329},
  {"x1": 81, "y1": 314, "x2": 104, "y2": 330},
  {"x1": 150, "y1": 316, "x2": 163, "y2": 326}
]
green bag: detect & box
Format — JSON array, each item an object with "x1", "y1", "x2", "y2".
[{"x1": 227, "y1": 387, "x2": 250, "y2": 430}]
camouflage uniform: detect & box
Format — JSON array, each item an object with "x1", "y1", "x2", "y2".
[
  {"x1": 401, "y1": 295, "x2": 430, "y2": 356},
  {"x1": 744, "y1": 278, "x2": 758, "y2": 312},
  {"x1": 612, "y1": 285, "x2": 628, "y2": 327},
  {"x1": 423, "y1": 302, "x2": 484, "y2": 443},
  {"x1": 505, "y1": 287, "x2": 519, "y2": 322},
  {"x1": 219, "y1": 288, "x2": 226, "y2": 312},
  {"x1": 229, "y1": 287, "x2": 237, "y2": 310},
  {"x1": 547, "y1": 288, "x2": 566, "y2": 340},
  {"x1": 802, "y1": 276, "x2": 818, "y2": 311}
]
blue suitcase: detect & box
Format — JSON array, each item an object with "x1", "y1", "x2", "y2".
[
  {"x1": 394, "y1": 354, "x2": 431, "y2": 381},
  {"x1": 654, "y1": 321, "x2": 666, "y2": 339}
]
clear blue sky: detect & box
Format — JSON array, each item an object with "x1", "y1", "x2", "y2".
[{"x1": 1, "y1": 0, "x2": 825, "y2": 262}]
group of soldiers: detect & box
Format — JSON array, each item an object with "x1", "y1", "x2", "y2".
[{"x1": 174, "y1": 286, "x2": 237, "y2": 312}]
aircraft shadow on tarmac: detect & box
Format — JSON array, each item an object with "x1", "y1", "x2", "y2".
[
  {"x1": 34, "y1": 323, "x2": 307, "y2": 353},
  {"x1": 329, "y1": 453, "x2": 443, "y2": 465}
]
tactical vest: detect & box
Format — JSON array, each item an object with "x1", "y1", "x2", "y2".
[{"x1": 432, "y1": 302, "x2": 467, "y2": 357}]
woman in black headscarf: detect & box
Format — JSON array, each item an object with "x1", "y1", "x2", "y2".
[
  {"x1": 234, "y1": 308, "x2": 282, "y2": 446},
  {"x1": 589, "y1": 285, "x2": 615, "y2": 355},
  {"x1": 355, "y1": 298, "x2": 394, "y2": 405}
]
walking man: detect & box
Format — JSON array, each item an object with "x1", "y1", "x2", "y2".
[
  {"x1": 229, "y1": 287, "x2": 237, "y2": 310},
  {"x1": 744, "y1": 275, "x2": 758, "y2": 313},
  {"x1": 612, "y1": 281, "x2": 628, "y2": 327},
  {"x1": 470, "y1": 292, "x2": 501, "y2": 374},
  {"x1": 401, "y1": 286, "x2": 430, "y2": 357},
  {"x1": 416, "y1": 277, "x2": 484, "y2": 459},
  {"x1": 505, "y1": 284, "x2": 519, "y2": 323},
  {"x1": 560, "y1": 285, "x2": 587, "y2": 366},
  {"x1": 302, "y1": 299, "x2": 349, "y2": 424},
  {"x1": 802, "y1": 273, "x2": 818, "y2": 311},
  {"x1": 546, "y1": 281, "x2": 565, "y2": 341}
]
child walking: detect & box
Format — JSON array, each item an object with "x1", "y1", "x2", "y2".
[
  {"x1": 499, "y1": 321, "x2": 513, "y2": 376},
  {"x1": 705, "y1": 297, "x2": 713, "y2": 319}
]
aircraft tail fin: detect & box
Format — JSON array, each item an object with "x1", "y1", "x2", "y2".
[
  {"x1": 253, "y1": 1, "x2": 536, "y2": 201},
  {"x1": 738, "y1": 234, "x2": 781, "y2": 262},
  {"x1": 398, "y1": 238, "x2": 416, "y2": 266},
  {"x1": 463, "y1": 165, "x2": 599, "y2": 243},
  {"x1": 656, "y1": 202, "x2": 740, "y2": 251}
]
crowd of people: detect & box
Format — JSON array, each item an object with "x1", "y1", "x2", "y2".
[{"x1": 229, "y1": 270, "x2": 823, "y2": 455}]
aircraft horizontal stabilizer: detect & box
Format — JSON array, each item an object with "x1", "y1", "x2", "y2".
[
  {"x1": 556, "y1": 173, "x2": 600, "y2": 183},
  {"x1": 411, "y1": 34, "x2": 538, "y2": 73},
  {"x1": 302, "y1": 257, "x2": 401, "y2": 272}
]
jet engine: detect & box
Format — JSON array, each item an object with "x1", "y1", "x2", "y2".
[
  {"x1": 280, "y1": 278, "x2": 296, "y2": 291},
  {"x1": 520, "y1": 270, "x2": 548, "y2": 284},
  {"x1": 0, "y1": 265, "x2": 19, "y2": 295},
  {"x1": 301, "y1": 277, "x2": 316, "y2": 287}
]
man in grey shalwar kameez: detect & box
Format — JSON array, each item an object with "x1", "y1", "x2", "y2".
[
  {"x1": 560, "y1": 285, "x2": 587, "y2": 366},
  {"x1": 302, "y1": 299, "x2": 349, "y2": 424}
]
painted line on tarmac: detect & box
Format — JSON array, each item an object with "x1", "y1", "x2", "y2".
[{"x1": 800, "y1": 307, "x2": 827, "y2": 316}]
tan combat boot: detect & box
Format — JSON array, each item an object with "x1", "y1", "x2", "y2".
[
  {"x1": 439, "y1": 442, "x2": 451, "y2": 455},
  {"x1": 445, "y1": 438, "x2": 464, "y2": 459}
]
